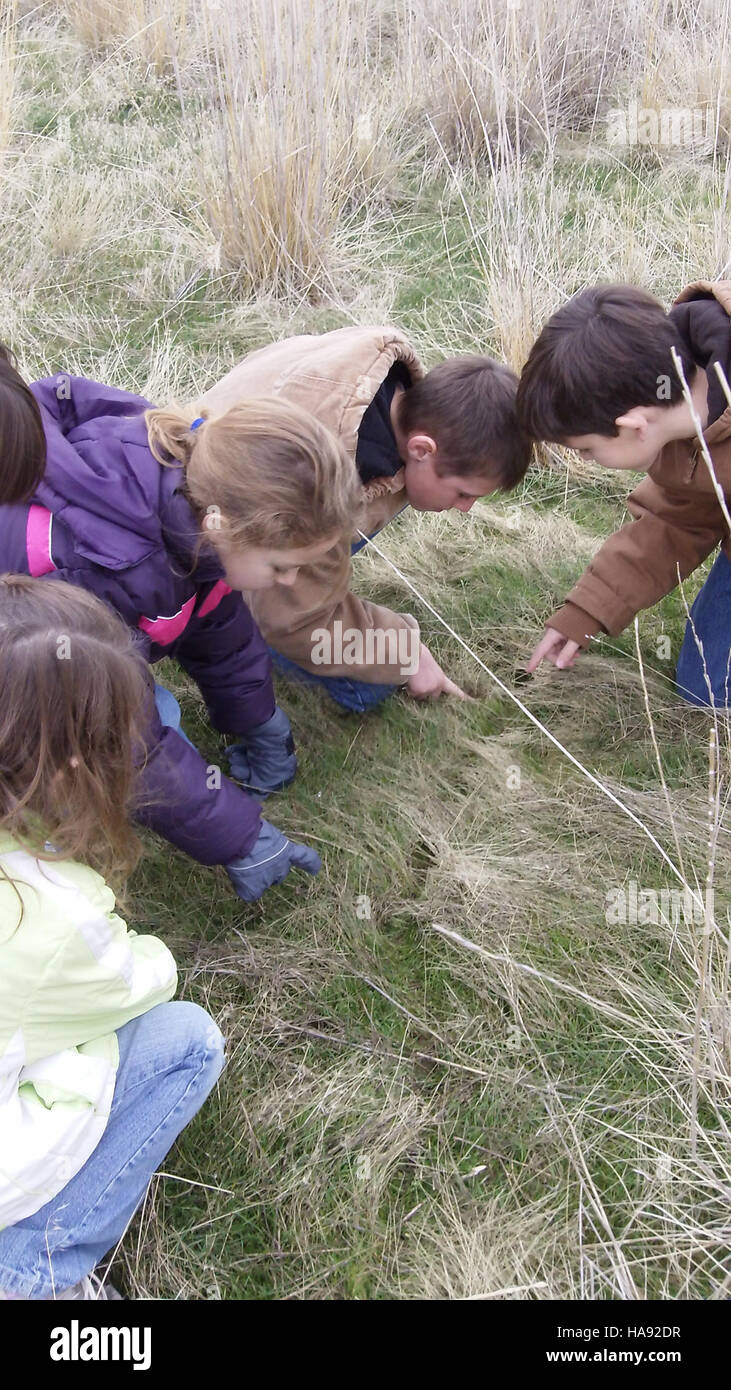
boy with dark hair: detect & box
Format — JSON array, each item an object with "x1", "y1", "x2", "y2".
[
  {"x1": 201, "y1": 326, "x2": 530, "y2": 711},
  {"x1": 517, "y1": 281, "x2": 731, "y2": 706}
]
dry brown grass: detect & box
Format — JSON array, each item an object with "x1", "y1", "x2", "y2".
[
  {"x1": 173, "y1": 0, "x2": 400, "y2": 301},
  {"x1": 0, "y1": 0, "x2": 17, "y2": 169},
  {"x1": 400, "y1": 0, "x2": 731, "y2": 162},
  {"x1": 61, "y1": 0, "x2": 190, "y2": 71}
]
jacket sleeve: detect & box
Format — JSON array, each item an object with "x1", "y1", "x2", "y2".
[
  {"x1": 28, "y1": 874, "x2": 178, "y2": 1058},
  {"x1": 245, "y1": 538, "x2": 420, "y2": 682},
  {"x1": 43, "y1": 569, "x2": 264, "y2": 865},
  {"x1": 549, "y1": 472, "x2": 729, "y2": 646},
  {"x1": 134, "y1": 684, "x2": 263, "y2": 864},
  {"x1": 173, "y1": 588, "x2": 276, "y2": 734}
]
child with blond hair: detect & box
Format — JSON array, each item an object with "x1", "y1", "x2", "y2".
[{"x1": 0, "y1": 368, "x2": 362, "y2": 900}]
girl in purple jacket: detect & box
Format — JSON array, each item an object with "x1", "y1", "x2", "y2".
[{"x1": 0, "y1": 355, "x2": 362, "y2": 902}]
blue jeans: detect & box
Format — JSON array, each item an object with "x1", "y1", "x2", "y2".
[
  {"x1": 0, "y1": 1001, "x2": 225, "y2": 1298},
  {"x1": 154, "y1": 683, "x2": 195, "y2": 746},
  {"x1": 269, "y1": 648, "x2": 399, "y2": 713},
  {"x1": 676, "y1": 550, "x2": 731, "y2": 708},
  {"x1": 157, "y1": 651, "x2": 396, "y2": 717}
]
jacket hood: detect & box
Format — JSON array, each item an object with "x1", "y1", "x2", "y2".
[
  {"x1": 30, "y1": 378, "x2": 187, "y2": 571},
  {"x1": 199, "y1": 325, "x2": 424, "y2": 466},
  {"x1": 671, "y1": 281, "x2": 731, "y2": 426}
]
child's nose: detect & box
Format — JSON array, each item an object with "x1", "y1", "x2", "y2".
[
  {"x1": 456, "y1": 498, "x2": 476, "y2": 512},
  {"x1": 276, "y1": 569, "x2": 298, "y2": 586}
]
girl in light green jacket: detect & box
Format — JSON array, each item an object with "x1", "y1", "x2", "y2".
[{"x1": 0, "y1": 576, "x2": 225, "y2": 1300}]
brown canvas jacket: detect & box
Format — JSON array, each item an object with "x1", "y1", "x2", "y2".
[
  {"x1": 549, "y1": 281, "x2": 731, "y2": 647},
  {"x1": 198, "y1": 327, "x2": 424, "y2": 681}
]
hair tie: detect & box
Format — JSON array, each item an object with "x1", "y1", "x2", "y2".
[{"x1": 190, "y1": 416, "x2": 205, "y2": 431}]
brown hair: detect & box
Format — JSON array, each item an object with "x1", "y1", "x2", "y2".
[
  {"x1": 0, "y1": 342, "x2": 46, "y2": 503},
  {"x1": 145, "y1": 396, "x2": 363, "y2": 548},
  {"x1": 0, "y1": 575, "x2": 148, "y2": 897},
  {"x1": 516, "y1": 284, "x2": 699, "y2": 442},
  {"x1": 397, "y1": 355, "x2": 531, "y2": 489}
]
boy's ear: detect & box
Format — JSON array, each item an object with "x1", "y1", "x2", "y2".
[
  {"x1": 614, "y1": 406, "x2": 653, "y2": 437},
  {"x1": 405, "y1": 432, "x2": 438, "y2": 464}
]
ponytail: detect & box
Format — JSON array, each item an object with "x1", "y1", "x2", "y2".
[
  {"x1": 145, "y1": 402, "x2": 201, "y2": 467},
  {"x1": 0, "y1": 343, "x2": 46, "y2": 503}
]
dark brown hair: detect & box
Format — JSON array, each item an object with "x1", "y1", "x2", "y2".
[
  {"x1": 516, "y1": 284, "x2": 698, "y2": 442},
  {"x1": 398, "y1": 355, "x2": 531, "y2": 490},
  {"x1": 0, "y1": 575, "x2": 149, "y2": 895},
  {"x1": 0, "y1": 343, "x2": 46, "y2": 502}
]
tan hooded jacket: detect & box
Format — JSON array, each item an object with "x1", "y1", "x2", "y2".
[
  {"x1": 199, "y1": 326, "x2": 424, "y2": 682},
  {"x1": 549, "y1": 281, "x2": 731, "y2": 648}
]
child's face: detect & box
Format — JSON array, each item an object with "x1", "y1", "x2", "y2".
[
  {"x1": 564, "y1": 407, "x2": 668, "y2": 472},
  {"x1": 213, "y1": 534, "x2": 340, "y2": 591},
  {"x1": 403, "y1": 453, "x2": 493, "y2": 512},
  {"x1": 565, "y1": 367, "x2": 710, "y2": 470},
  {"x1": 564, "y1": 430, "x2": 661, "y2": 471}
]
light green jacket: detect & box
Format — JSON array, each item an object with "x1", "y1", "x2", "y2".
[{"x1": 0, "y1": 834, "x2": 177, "y2": 1229}]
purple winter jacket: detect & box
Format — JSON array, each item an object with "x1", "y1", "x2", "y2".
[{"x1": 0, "y1": 373, "x2": 276, "y2": 865}]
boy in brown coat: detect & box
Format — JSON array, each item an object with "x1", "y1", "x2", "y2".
[
  {"x1": 200, "y1": 327, "x2": 530, "y2": 712},
  {"x1": 517, "y1": 281, "x2": 731, "y2": 706}
]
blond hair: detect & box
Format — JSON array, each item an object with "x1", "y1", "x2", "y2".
[{"x1": 145, "y1": 396, "x2": 363, "y2": 548}]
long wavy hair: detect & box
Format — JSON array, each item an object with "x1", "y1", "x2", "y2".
[{"x1": 0, "y1": 575, "x2": 149, "y2": 900}]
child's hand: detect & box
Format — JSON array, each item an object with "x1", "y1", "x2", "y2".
[
  {"x1": 526, "y1": 627, "x2": 581, "y2": 673},
  {"x1": 226, "y1": 820, "x2": 321, "y2": 902},
  {"x1": 407, "y1": 642, "x2": 470, "y2": 700},
  {"x1": 226, "y1": 706, "x2": 296, "y2": 795}
]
